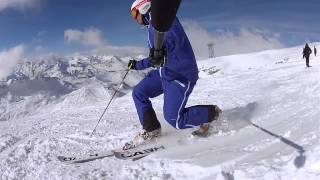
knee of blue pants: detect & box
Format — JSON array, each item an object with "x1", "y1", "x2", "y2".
[
  {"x1": 132, "y1": 85, "x2": 145, "y2": 103},
  {"x1": 132, "y1": 87, "x2": 139, "y2": 107},
  {"x1": 132, "y1": 86, "x2": 139, "y2": 101}
]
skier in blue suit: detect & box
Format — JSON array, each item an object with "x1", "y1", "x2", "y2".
[{"x1": 125, "y1": 0, "x2": 222, "y2": 149}]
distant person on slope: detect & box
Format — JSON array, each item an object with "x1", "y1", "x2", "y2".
[
  {"x1": 314, "y1": 46, "x2": 317, "y2": 57},
  {"x1": 303, "y1": 43, "x2": 312, "y2": 67},
  {"x1": 124, "y1": 0, "x2": 222, "y2": 150}
]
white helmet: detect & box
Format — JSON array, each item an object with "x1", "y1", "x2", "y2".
[{"x1": 130, "y1": 0, "x2": 151, "y2": 20}]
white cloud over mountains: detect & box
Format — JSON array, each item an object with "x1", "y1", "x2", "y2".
[
  {"x1": 64, "y1": 28, "x2": 107, "y2": 48},
  {"x1": 0, "y1": 45, "x2": 25, "y2": 80},
  {"x1": 182, "y1": 21, "x2": 284, "y2": 59},
  {"x1": 0, "y1": 0, "x2": 41, "y2": 12},
  {"x1": 64, "y1": 27, "x2": 146, "y2": 57}
]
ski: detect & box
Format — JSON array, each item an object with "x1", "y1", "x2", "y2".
[
  {"x1": 57, "y1": 144, "x2": 164, "y2": 163},
  {"x1": 57, "y1": 151, "x2": 114, "y2": 164},
  {"x1": 114, "y1": 145, "x2": 165, "y2": 161}
]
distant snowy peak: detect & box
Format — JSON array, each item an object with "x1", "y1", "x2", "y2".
[
  {"x1": 6, "y1": 55, "x2": 134, "y2": 81},
  {"x1": 0, "y1": 55, "x2": 146, "y2": 121}
]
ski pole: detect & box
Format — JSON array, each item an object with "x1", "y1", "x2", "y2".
[
  {"x1": 250, "y1": 122, "x2": 305, "y2": 153},
  {"x1": 90, "y1": 69, "x2": 130, "y2": 137},
  {"x1": 106, "y1": 69, "x2": 129, "y2": 73}
]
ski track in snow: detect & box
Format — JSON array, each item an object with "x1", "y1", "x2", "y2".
[{"x1": 1, "y1": 47, "x2": 320, "y2": 179}]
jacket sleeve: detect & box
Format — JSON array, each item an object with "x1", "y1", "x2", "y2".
[{"x1": 135, "y1": 57, "x2": 153, "y2": 70}]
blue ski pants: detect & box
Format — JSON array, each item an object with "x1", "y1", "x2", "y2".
[{"x1": 132, "y1": 69, "x2": 210, "y2": 129}]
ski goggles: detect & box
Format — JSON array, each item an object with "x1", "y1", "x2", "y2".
[{"x1": 131, "y1": 8, "x2": 139, "y2": 20}]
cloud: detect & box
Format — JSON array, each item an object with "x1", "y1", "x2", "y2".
[
  {"x1": 35, "y1": 45, "x2": 45, "y2": 52},
  {"x1": 0, "y1": 0, "x2": 41, "y2": 12},
  {"x1": 0, "y1": 45, "x2": 25, "y2": 80},
  {"x1": 91, "y1": 46, "x2": 147, "y2": 57},
  {"x1": 64, "y1": 27, "x2": 107, "y2": 48},
  {"x1": 64, "y1": 27, "x2": 147, "y2": 57},
  {"x1": 182, "y1": 21, "x2": 284, "y2": 59}
]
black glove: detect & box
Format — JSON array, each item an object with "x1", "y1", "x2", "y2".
[
  {"x1": 128, "y1": 60, "x2": 137, "y2": 70},
  {"x1": 149, "y1": 46, "x2": 167, "y2": 67}
]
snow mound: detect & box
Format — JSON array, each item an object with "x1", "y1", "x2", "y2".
[
  {"x1": 199, "y1": 45, "x2": 304, "y2": 76},
  {"x1": 59, "y1": 84, "x2": 110, "y2": 108}
]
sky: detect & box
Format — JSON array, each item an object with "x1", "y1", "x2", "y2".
[{"x1": 0, "y1": 0, "x2": 320, "y2": 60}]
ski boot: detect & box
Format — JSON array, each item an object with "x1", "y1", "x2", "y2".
[
  {"x1": 192, "y1": 105, "x2": 223, "y2": 137},
  {"x1": 122, "y1": 128, "x2": 161, "y2": 150}
]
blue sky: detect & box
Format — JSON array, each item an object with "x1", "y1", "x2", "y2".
[{"x1": 0, "y1": 0, "x2": 320, "y2": 58}]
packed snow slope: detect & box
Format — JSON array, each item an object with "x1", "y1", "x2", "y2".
[{"x1": 1, "y1": 44, "x2": 320, "y2": 180}]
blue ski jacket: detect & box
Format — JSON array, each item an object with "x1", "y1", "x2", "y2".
[{"x1": 135, "y1": 15, "x2": 199, "y2": 84}]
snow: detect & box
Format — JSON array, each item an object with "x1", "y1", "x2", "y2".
[{"x1": 1, "y1": 44, "x2": 320, "y2": 179}]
